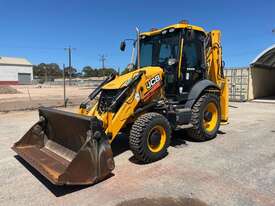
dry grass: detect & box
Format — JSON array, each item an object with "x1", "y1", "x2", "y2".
[{"x1": 0, "y1": 86, "x2": 20, "y2": 94}]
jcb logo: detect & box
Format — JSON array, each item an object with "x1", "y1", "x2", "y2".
[{"x1": 146, "y1": 75, "x2": 161, "y2": 90}]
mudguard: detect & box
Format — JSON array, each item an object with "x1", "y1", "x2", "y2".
[{"x1": 185, "y1": 80, "x2": 220, "y2": 108}]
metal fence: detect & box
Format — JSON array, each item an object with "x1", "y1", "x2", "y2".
[
  {"x1": 33, "y1": 76, "x2": 105, "y2": 87},
  {"x1": 224, "y1": 68, "x2": 249, "y2": 102}
]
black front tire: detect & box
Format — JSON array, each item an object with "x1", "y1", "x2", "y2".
[{"x1": 129, "y1": 112, "x2": 171, "y2": 163}]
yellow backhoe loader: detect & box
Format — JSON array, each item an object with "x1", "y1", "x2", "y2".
[{"x1": 12, "y1": 21, "x2": 228, "y2": 185}]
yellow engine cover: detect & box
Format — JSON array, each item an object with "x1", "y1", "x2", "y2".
[{"x1": 102, "y1": 66, "x2": 163, "y2": 92}]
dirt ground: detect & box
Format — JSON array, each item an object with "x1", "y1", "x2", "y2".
[
  {"x1": 0, "y1": 102, "x2": 275, "y2": 206},
  {"x1": 0, "y1": 85, "x2": 95, "y2": 112}
]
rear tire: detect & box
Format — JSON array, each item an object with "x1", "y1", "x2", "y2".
[
  {"x1": 129, "y1": 112, "x2": 171, "y2": 163},
  {"x1": 187, "y1": 93, "x2": 221, "y2": 141}
]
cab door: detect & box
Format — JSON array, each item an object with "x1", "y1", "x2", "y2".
[{"x1": 179, "y1": 30, "x2": 206, "y2": 93}]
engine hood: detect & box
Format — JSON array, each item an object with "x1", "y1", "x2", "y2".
[{"x1": 102, "y1": 66, "x2": 163, "y2": 90}]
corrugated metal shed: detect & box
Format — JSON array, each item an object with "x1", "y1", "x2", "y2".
[
  {"x1": 0, "y1": 56, "x2": 32, "y2": 66},
  {"x1": 225, "y1": 45, "x2": 275, "y2": 101},
  {"x1": 250, "y1": 44, "x2": 275, "y2": 69},
  {"x1": 0, "y1": 56, "x2": 33, "y2": 85}
]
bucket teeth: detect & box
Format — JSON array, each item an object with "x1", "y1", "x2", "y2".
[{"x1": 12, "y1": 107, "x2": 114, "y2": 185}]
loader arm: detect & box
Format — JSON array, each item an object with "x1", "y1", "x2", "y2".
[
  {"x1": 85, "y1": 68, "x2": 163, "y2": 142},
  {"x1": 206, "y1": 30, "x2": 229, "y2": 123},
  {"x1": 101, "y1": 72, "x2": 143, "y2": 142}
]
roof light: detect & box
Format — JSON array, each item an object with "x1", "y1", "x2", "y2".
[
  {"x1": 169, "y1": 28, "x2": 175, "y2": 32},
  {"x1": 179, "y1": 20, "x2": 189, "y2": 24},
  {"x1": 150, "y1": 28, "x2": 158, "y2": 31},
  {"x1": 161, "y1": 30, "x2": 167, "y2": 35}
]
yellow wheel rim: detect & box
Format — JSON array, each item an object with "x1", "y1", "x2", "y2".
[
  {"x1": 147, "y1": 125, "x2": 167, "y2": 153},
  {"x1": 203, "y1": 102, "x2": 218, "y2": 132}
]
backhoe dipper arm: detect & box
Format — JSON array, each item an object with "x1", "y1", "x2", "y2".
[{"x1": 206, "y1": 30, "x2": 228, "y2": 123}]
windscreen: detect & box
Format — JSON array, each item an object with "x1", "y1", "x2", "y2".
[{"x1": 140, "y1": 29, "x2": 180, "y2": 68}]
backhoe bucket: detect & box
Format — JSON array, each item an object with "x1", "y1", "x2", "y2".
[{"x1": 12, "y1": 107, "x2": 114, "y2": 185}]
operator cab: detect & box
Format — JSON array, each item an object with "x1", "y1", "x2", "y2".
[{"x1": 139, "y1": 27, "x2": 206, "y2": 102}]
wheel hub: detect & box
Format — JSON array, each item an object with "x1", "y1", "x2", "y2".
[
  {"x1": 203, "y1": 102, "x2": 218, "y2": 132},
  {"x1": 204, "y1": 111, "x2": 212, "y2": 122},
  {"x1": 149, "y1": 130, "x2": 161, "y2": 147},
  {"x1": 147, "y1": 125, "x2": 167, "y2": 153}
]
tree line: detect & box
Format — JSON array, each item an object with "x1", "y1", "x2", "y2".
[{"x1": 33, "y1": 63, "x2": 117, "y2": 80}]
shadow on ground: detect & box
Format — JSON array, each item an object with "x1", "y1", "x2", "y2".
[
  {"x1": 111, "y1": 133, "x2": 130, "y2": 156},
  {"x1": 14, "y1": 155, "x2": 109, "y2": 197},
  {"x1": 13, "y1": 128, "x2": 225, "y2": 197},
  {"x1": 116, "y1": 197, "x2": 208, "y2": 206},
  {"x1": 172, "y1": 128, "x2": 226, "y2": 143},
  {"x1": 13, "y1": 133, "x2": 130, "y2": 197}
]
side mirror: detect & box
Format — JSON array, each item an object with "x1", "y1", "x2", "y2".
[
  {"x1": 120, "y1": 41, "x2": 126, "y2": 51},
  {"x1": 221, "y1": 60, "x2": 225, "y2": 69}
]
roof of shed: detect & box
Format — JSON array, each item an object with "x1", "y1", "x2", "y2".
[
  {"x1": 251, "y1": 44, "x2": 275, "y2": 69},
  {"x1": 0, "y1": 56, "x2": 32, "y2": 66}
]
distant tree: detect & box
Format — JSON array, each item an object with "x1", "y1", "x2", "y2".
[
  {"x1": 33, "y1": 63, "x2": 118, "y2": 80},
  {"x1": 75, "y1": 72, "x2": 83, "y2": 78},
  {"x1": 82, "y1": 66, "x2": 96, "y2": 77},
  {"x1": 97, "y1": 68, "x2": 116, "y2": 77},
  {"x1": 33, "y1": 63, "x2": 62, "y2": 80},
  {"x1": 33, "y1": 64, "x2": 45, "y2": 77},
  {"x1": 82, "y1": 66, "x2": 116, "y2": 77},
  {"x1": 64, "y1": 66, "x2": 77, "y2": 78}
]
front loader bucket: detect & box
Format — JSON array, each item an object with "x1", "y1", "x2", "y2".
[{"x1": 12, "y1": 107, "x2": 114, "y2": 185}]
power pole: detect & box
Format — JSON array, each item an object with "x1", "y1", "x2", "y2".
[
  {"x1": 63, "y1": 64, "x2": 66, "y2": 107},
  {"x1": 99, "y1": 54, "x2": 107, "y2": 69},
  {"x1": 99, "y1": 54, "x2": 107, "y2": 77},
  {"x1": 44, "y1": 65, "x2": 47, "y2": 83},
  {"x1": 64, "y1": 46, "x2": 76, "y2": 85}
]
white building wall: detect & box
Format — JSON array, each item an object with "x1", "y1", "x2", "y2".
[{"x1": 0, "y1": 65, "x2": 33, "y2": 81}]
